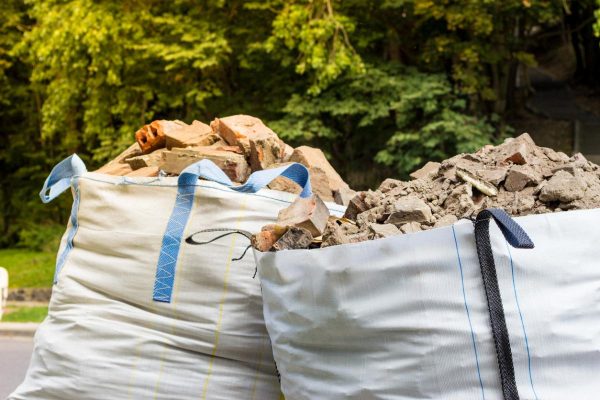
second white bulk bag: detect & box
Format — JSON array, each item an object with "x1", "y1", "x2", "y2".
[
  {"x1": 10, "y1": 154, "x2": 345, "y2": 400},
  {"x1": 256, "y1": 208, "x2": 600, "y2": 400}
]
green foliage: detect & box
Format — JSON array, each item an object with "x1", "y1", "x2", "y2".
[
  {"x1": 18, "y1": 224, "x2": 64, "y2": 252},
  {"x1": 2, "y1": 305, "x2": 48, "y2": 322},
  {"x1": 0, "y1": 249, "x2": 55, "y2": 288},
  {"x1": 264, "y1": 0, "x2": 364, "y2": 94},
  {"x1": 273, "y1": 63, "x2": 496, "y2": 177},
  {"x1": 595, "y1": 1, "x2": 600, "y2": 39}
]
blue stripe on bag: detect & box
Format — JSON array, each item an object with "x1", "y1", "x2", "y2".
[
  {"x1": 152, "y1": 160, "x2": 312, "y2": 303},
  {"x1": 39, "y1": 154, "x2": 87, "y2": 283},
  {"x1": 452, "y1": 225, "x2": 486, "y2": 400}
]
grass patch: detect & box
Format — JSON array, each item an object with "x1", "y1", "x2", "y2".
[
  {"x1": 0, "y1": 249, "x2": 55, "y2": 288},
  {"x1": 2, "y1": 305, "x2": 48, "y2": 323}
]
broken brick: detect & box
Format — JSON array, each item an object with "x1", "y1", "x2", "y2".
[
  {"x1": 135, "y1": 120, "x2": 168, "y2": 154},
  {"x1": 277, "y1": 194, "x2": 330, "y2": 237},
  {"x1": 290, "y1": 146, "x2": 350, "y2": 193},
  {"x1": 267, "y1": 176, "x2": 302, "y2": 195},
  {"x1": 125, "y1": 149, "x2": 167, "y2": 170},
  {"x1": 164, "y1": 120, "x2": 218, "y2": 149},
  {"x1": 211, "y1": 115, "x2": 278, "y2": 157},
  {"x1": 249, "y1": 134, "x2": 286, "y2": 171},
  {"x1": 309, "y1": 167, "x2": 335, "y2": 203},
  {"x1": 504, "y1": 165, "x2": 539, "y2": 192},
  {"x1": 161, "y1": 147, "x2": 250, "y2": 182},
  {"x1": 252, "y1": 225, "x2": 289, "y2": 252},
  {"x1": 95, "y1": 162, "x2": 133, "y2": 176}
]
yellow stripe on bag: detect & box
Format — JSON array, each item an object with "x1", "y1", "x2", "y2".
[{"x1": 201, "y1": 197, "x2": 248, "y2": 399}]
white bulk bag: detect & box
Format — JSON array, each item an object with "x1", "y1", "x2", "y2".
[
  {"x1": 256, "y1": 208, "x2": 600, "y2": 400},
  {"x1": 10, "y1": 154, "x2": 345, "y2": 400}
]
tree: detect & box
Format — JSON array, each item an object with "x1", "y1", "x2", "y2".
[{"x1": 0, "y1": 0, "x2": 598, "y2": 247}]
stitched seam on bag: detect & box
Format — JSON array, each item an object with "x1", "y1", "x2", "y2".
[
  {"x1": 452, "y1": 225, "x2": 486, "y2": 400},
  {"x1": 53, "y1": 177, "x2": 82, "y2": 284},
  {"x1": 201, "y1": 196, "x2": 248, "y2": 399},
  {"x1": 78, "y1": 175, "x2": 346, "y2": 213}
]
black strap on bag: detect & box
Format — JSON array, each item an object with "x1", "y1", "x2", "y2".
[{"x1": 474, "y1": 209, "x2": 534, "y2": 400}]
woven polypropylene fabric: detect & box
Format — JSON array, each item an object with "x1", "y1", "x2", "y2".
[{"x1": 257, "y1": 209, "x2": 600, "y2": 400}]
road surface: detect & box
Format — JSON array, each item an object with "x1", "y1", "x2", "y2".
[{"x1": 0, "y1": 337, "x2": 33, "y2": 399}]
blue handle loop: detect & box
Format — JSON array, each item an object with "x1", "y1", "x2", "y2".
[
  {"x1": 153, "y1": 159, "x2": 312, "y2": 303},
  {"x1": 178, "y1": 159, "x2": 312, "y2": 198},
  {"x1": 476, "y1": 208, "x2": 534, "y2": 249},
  {"x1": 39, "y1": 154, "x2": 87, "y2": 203}
]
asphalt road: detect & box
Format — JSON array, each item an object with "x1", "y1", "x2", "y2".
[{"x1": 0, "y1": 337, "x2": 33, "y2": 399}]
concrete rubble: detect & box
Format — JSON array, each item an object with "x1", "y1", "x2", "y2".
[
  {"x1": 253, "y1": 133, "x2": 600, "y2": 251},
  {"x1": 94, "y1": 115, "x2": 352, "y2": 206}
]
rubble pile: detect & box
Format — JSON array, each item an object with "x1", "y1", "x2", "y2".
[
  {"x1": 254, "y1": 133, "x2": 600, "y2": 251},
  {"x1": 95, "y1": 115, "x2": 353, "y2": 206}
]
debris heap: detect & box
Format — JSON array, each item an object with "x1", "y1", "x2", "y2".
[
  {"x1": 95, "y1": 115, "x2": 353, "y2": 206},
  {"x1": 254, "y1": 133, "x2": 600, "y2": 251}
]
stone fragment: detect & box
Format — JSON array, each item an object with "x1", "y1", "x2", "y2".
[
  {"x1": 369, "y1": 223, "x2": 401, "y2": 238},
  {"x1": 504, "y1": 165, "x2": 539, "y2": 192},
  {"x1": 386, "y1": 196, "x2": 432, "y2": 226},
  {"x1": 347, "y1": 230, "x2": 372, "y2": 243},
  {"x1": 125, "y1": 166, "x2": 160, "y2": 177},
  {"x1": 356, "y1": 206, "x2": 385, "y2": 228},
  {"x1": 410, "y1": 161, "x2": 441, "y2": 180},
  {"x1": 343, "y1": 192, "x2": 368, "y2": 220},
  {"x1": 333, "y1": 186, "x2": 357, "y2": 206},
  {"x1": 443, "y1": 184, "x2": 475, "y2": 218},
  {"x1": 277, "y1": 194, "x2": 330, "y2": 237},
  {"x1": 378, "y1": 178, "x2": 404, "y2": 193},
  {"x1": 456, "y1": 167, "x2": 498, "y2": 196},
  {"x1": 539, "y1": 170, "x2": 586, "y2": 203},
  {"x1": 272, "y1": 227, "x2": 313, "y2": 251},
  {"x1": 476, "y1": 167, "x2": 508, "y2": 186},
  {"x1": 290, "y1": 146, "x2": 350, "y2": 192},
  {"x1": 321, "y1": 220, "x2": 351, "y2": 248},
  {"x1": 543, "y1": 147, "x2": 570, "y2": 163},
  {"x1": 161, "y1": 147, "x2": 250, "y2": 182},
  {"x1": 433, "y1": 214, "x2": 458, "y2": 228},
  {"x1": 400, "y1": 222, "x2": 422, "y2": 234},
  {"x1": 164, "y1": 120, "x2": 217, "y2": 149}
]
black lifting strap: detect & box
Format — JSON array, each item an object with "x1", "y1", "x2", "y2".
[{"x1": 474, "y1": 209, "x2": 534, "y2": 400}]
